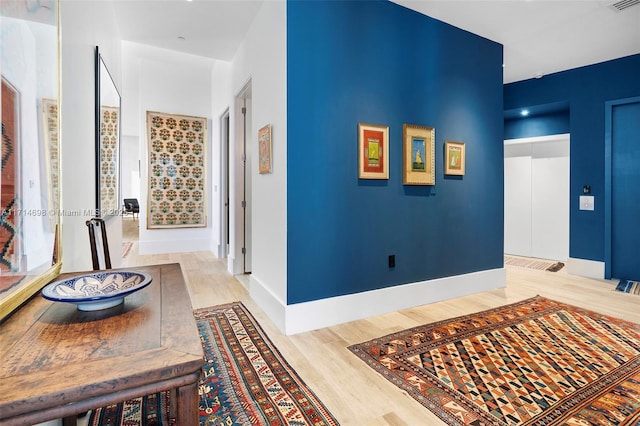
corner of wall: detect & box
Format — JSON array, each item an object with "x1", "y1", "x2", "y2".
[{"x1": 250, "y1": 274, "x2": 287, "y2": 332}]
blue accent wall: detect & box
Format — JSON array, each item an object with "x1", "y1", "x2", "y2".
[
  {"x1": 504, "y1": 54, "x2": 640, "y2": 262},
  {"x1": 286, "y1": 1, "x2": 504, "y2": 304},
  {"x1": 504, "y1": 110, "x2": 570, "y2": 140}
]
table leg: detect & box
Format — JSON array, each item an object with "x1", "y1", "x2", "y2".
[
  {"x1": 176, "y1": 381, "x2": 198, "y2": 425},
  {"x1": 169, "y1": 388, "x2": 177, "y2": 422}
]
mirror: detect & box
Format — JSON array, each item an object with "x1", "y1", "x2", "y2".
[
  {"x1": 0, "y1": 0, "x2": 62, "y2": 321},
  {"x1": 95, "y1": 46, "x2": 121, "y2": 218}
]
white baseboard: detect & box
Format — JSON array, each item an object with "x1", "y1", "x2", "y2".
[
  {"x1": 138, "y1": 238, "x2": 211, "y2": 255},
  {"x1": 251, "y1": 268, "x2": 506, "y2": 335},
  {"x1": 227, "y1": 255, "x2": 236, "y2": 275},
  {"x1": 226, "y1": 255, "x2": 246, "y2": 275},
  {"x1": 566, "y1": 257, "x2": 605, "y2": 279}
]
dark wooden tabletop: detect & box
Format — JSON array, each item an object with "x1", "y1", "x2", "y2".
[{"x1": 0, "y1": 263, "x2": 203, "y2": 425}]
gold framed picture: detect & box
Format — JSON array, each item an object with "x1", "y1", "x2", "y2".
[
  {"x1": 258, "y1": 124, "x2": 272, "y2": 174},
  {"x1": 444, "y1": 141, "x2": 465, "y2": 176},
  {"x1": 402, "y1": 124, "x2": 435, "y2": 185},
  {"x1": 358, "y1": 123, "x2": 389, "y2": 179}
]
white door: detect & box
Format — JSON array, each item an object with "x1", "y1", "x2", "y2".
[
  {"x1": 233, "y1": 82, "x2": 252, "y2": 275},
  {"x1": 504, "y1": 144, "x2": 532, "y2": 256},
  {"x1": 531, "y1": 140, "x2": 569, "y2": 260},
  {"x1": 504, "y1": 135, "x2": 569, "y2": 261}
]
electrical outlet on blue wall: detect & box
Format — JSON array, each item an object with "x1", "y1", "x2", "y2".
[{"x1": 388, "y1": 255, "x2": 395, "y2": 268}]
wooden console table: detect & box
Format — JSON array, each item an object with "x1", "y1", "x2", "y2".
[{"x1": 0, "y1": 263, "x2": 204, "y2": 426}]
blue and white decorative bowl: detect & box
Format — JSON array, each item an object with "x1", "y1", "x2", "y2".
[{"x1": 42, "y1": 271, "x2": 152, "y2": 311}]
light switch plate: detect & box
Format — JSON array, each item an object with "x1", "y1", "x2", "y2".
[{"x1": 579, "y1": 195, "x2": 594, "y2": 211}]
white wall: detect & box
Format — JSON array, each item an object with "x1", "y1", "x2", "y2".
[
  {"x1": 120, "y1": 42, "x2": 143, "y2": 208},
  {"x1": 121, "y1": 42, "x2": 214, "y2": 254},
  {"x1": 120, "y1": 135, "x2": 140, "y2": 201},
  {"x1": 60, "y1": 0, "x2": 123, "y2": 272},
  {"x1": 224, "y1": 1, "x2": 288, "y2": 324}
]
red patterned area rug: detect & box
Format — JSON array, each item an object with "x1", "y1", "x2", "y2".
[
  {"x1": 504, "y1": 255, "x2": 564, "y2": 272},
  {"x1": 349, "y1": 296, "x2": 640, "y2": 425},
  {"x1": 89, "y1": 302, "x2": 338, "y2": 426}
]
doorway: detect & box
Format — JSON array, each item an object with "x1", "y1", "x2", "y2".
[
  {"x1": 229, "y1": 81, "x2": 252, "y2": 275},
  {"x1": 504, "y1": 134, "x2": 570, "y2": 261},
  {"x1": 121, "y1": 135, "x2": 140, "y2": 259}
]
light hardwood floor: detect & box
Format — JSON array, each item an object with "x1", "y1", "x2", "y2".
[{"x1": 120, "y1": 224, "x2": 639, "y2": 425}]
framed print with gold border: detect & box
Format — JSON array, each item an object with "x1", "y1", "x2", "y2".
[
  {"x1": 358, "y1": 123, "x2": 389, "y2": 179},
  {"x1": 403, "y1": 124, "x2": 435, "y2": 185}
]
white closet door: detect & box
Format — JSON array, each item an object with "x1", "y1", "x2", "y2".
[
  {"x1": 504, "y1": 144, "x2": 533, "y2": 257},
  {"x1": 531, "y1": 140, "x2": 569, "y2": 261}
]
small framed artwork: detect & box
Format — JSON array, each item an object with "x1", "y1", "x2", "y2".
[
  {"x1": 358, "y1": 123, "x2": 389, "y2": 179},
  {"x1": 258, "y1": 124, "x2": 272, "y2": 174},
  {"x1": 402, "y1": 124, "x2": 435, "y2": 185},
  {"x1": 444, "y1": 141, "x2": 465, "y2": 175}
]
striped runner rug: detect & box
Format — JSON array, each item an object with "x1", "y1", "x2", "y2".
[
  {"x1": 88, "y1": 302, "x2": 339, "y2": 426},
  {"x1": 504, "y1": 255, "x2": 565, "y2": 272},
  {"x1": 616, "y1": 279, "x2": 640, "y2": 295}
]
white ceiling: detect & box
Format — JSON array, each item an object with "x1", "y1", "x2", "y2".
[
  {"x1": 111, "y1": 0, "x2": 264, "y2": 61},
  {"x1": 112, "y1": 0, "x2": 640, "y2": 84}
]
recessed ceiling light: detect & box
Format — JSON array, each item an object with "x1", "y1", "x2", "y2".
[{"x1": 521, "y1": 109, "x2": 530, "y2": 117}]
